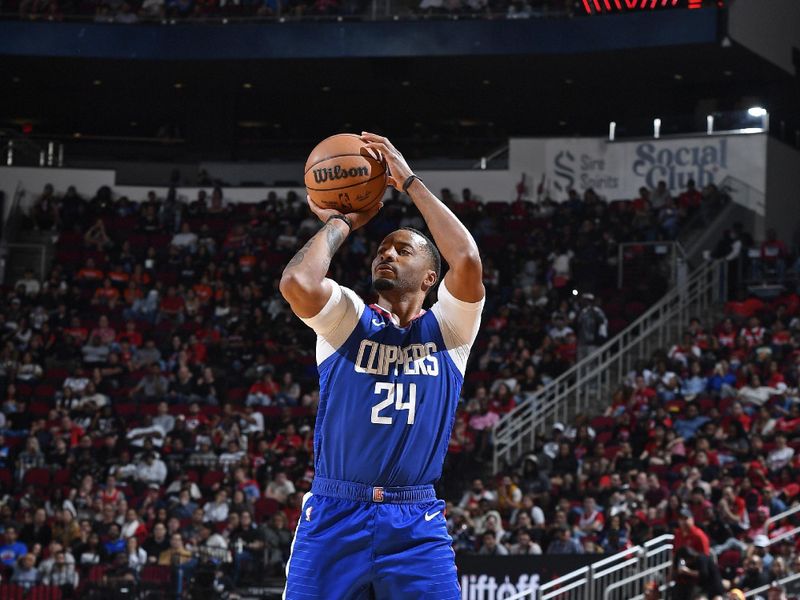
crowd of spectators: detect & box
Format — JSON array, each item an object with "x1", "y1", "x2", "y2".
[
  {"x1": 0, "y1": 177, "x2": 704, "y2": 595},
  {"x1": 451, "y1": 282, "x2": 800, "y2": 598},
  {"x1": 8, "y1": 0, "x2": 719, "y2": 25}
]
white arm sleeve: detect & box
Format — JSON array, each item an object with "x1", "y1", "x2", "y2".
[
  {"x1": 430, "y1": 280, "x2": 485, "y2": 376},
  {"x1": 300, "y1": 279, "x2": 365, "y2": 364}
]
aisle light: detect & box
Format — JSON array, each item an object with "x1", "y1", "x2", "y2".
[{"x1": 653, "y1": 118, "x2": 661, "y2": 139}]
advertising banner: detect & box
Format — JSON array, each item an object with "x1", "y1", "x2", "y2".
[
  {"x1": 456, "y1": 554, "x2": 596, "y2": 600},
  {"x1": 537, "y1": 134, "x2": 767, "y2": 212}
]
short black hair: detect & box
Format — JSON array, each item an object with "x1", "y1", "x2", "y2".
[{"x1": 400, "y1": 227, "x2": 441, "y2": 280}]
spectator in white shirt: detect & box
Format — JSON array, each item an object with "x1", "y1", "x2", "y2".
[
  {"x1": 152, "y1": 401, "x2": 175, "y2": 434},
  {"x1": 238, "y1": 406, "x2": 264, "y2": 435},
  {"x1": 264, "y1": 472, "x2": 296, "y2": 505},
  {"x1": 203, "y1": 490, "x2": 230, "y2": 524},
  {"x1": 42, "y1": 550, "x2": 78, "y2": 589},
  {"x1": 125, "y1": 537, "x2": 148, "y2": 573},
  {"x1": 767, "y1": 434, "x2": 795, "y2": 472},
  {"x1": 458, "y1": 479, "x2": 497, "y2": 510},
  {"x1": 137, "y1": 453, "x2": 167, "y2": 486},
  {"x1": 548, "y1": 314, "x2": 574, "y2": 343},
  {"x1": 127, "y1": 416, "x2": 166, "y2": 448},
  {"x1": 218, "y1": 441, "x2": 245, "y2": 472},
  {"x1": 63, "y1": 370, "x2": 90, "y2": 394},
  {"x1": 509, "y1": 530, "x2": 542, "y2": 555},
  {"x1": 14, "y1": 270, "x2": 41, "y2": 297},
  {"x1": 171, "y1": 223, "x2": 198, "y2": 252}
]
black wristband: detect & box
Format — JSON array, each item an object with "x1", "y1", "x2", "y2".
[
  {"x1": 402, "y1": 174, "x2": 421, "y2": 194},
  {"x1": 326, "y1": 214, "x2": 352, "y2": 231}
]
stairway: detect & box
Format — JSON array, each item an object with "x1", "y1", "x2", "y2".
[{"x1": 492, "y1": 258, "x2": 728, "y2": 473}]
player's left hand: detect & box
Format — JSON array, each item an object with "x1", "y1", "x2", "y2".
[{"x1": 360, "y1": 132, "x2": 414, "y2": 192}]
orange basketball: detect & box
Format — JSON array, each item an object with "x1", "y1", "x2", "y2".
[{"x1": 304, "y1": 133, "x2": 388, "y2": 213}]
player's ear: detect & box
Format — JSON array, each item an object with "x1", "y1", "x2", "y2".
[{"x1": 422, "y1": 269, "x2": 437, "y2": 293}]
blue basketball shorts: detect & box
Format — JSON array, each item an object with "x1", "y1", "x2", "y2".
[{"x1": 283, "y1": 477, "x2": 460, "y2": 600}]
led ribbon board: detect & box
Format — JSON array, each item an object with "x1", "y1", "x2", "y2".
[{"x1": 581, "y1": 0, "x2": 723, "y2": 14}]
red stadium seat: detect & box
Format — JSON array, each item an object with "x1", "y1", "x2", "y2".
[
  {"x1": 33, "y1": 384, "x2": 55, "y2": 400},
  {"x1": 141, "y1": 565, "x2": 172, "y2": 586},
  {"x1": 590, "y1": 416, "x2": 614, "y2": 431},
  {"x1": 0, "y1": 469, "x2": 12, "y2": 490},
  {"x1": 227, "y1": 388, "x2": 247, "y2": 404},
  {"x1": 29, "y1": 586, "x2": 62, "y2": 600},
  {"x1": 115, "y1": 403, "x2": 138, "y2": 418},
  {"x1": 201, "y1": 470, "x2": 225, "y2": 490},
  {"x1": 52, "y1": 468, "x2": 71, "y2": 487},
  {"x1": 23, "y1": 468, "x2": 51, "y2": 488},
  {"x1": 596, "y1": 431, "x2": 613, "y2": 445},
  {"x1": 254, "y1": 497, "x2": 280, "y2": 522},
  {"x1": 29, "y1": 401, "x2": 51, "y2": 417},
  {"x1": 0, "y1": 584, "x2": 25, "y2": 600}
]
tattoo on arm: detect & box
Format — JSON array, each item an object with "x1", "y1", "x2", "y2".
[
  {"x1": 325, "y1": 221, "x2": 346, "y2": 254},
  {"x1": 285, "y1": 236, "x2": 315, "y2": 271},
  {"x1": 284, "y1": 222, "x2": 347, "y2": 272}
]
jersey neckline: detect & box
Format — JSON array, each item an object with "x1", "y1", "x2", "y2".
[{"x1": 370, "y1": 303, "x2": 426, "y2": 329}]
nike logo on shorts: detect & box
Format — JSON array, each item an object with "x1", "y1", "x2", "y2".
[{"x1": 424, "y1": 511, "x2": 441, "y2": 521}]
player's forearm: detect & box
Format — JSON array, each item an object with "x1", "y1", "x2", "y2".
[
  {"x1": 280, "y1": 219, "x2": 349, "y2": 295},
  {"x1": 407, "y1": 181, "x2": 481, "y2": 272}
]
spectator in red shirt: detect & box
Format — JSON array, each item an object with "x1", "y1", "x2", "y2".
[
  {"x1": 677, "y1": 179, "x2": 702, "y2": 211},
  {"x1": 76, "y1": 258, "x2": 104, "y2": 283},
  {"x1": 117, "y1": 321, "x2": 143, "y2": 348},
  {"x1": 160, "y1": 286, "x2": 185, "y2": 320},
  {"x1": 92, "y1": 279, "x2": 121, "y2": 307},
  {"x1": 674, "y1": 507, "x2": 710, "y2": 556}
]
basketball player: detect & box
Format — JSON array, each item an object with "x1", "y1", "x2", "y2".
[{"x1": 279, "y1": 132, "x2": 484, "y2": 599}]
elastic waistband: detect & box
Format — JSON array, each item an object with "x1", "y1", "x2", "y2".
[{"x1": 310, "y1": 477, "x2": 436, "y2": 504}]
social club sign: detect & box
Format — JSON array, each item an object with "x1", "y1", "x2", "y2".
[{"x1": 542, "y1": 134, "x2": 766, "y2": 212}]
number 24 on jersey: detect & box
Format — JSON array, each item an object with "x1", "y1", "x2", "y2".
[{"x1": 371, "y1": 382, "x2": 417, "y2": 425}]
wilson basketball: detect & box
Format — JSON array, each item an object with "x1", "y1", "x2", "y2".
[{"x1": 304, "y1": 133, "x2": 388, "y2": 213}]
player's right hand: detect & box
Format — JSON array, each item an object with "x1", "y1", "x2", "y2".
[{"x1": 307, "y1": 195, "x2": 383, "y2": 232}]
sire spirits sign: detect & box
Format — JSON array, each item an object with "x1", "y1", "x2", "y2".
[{"x1": 541, "y1": 134, "x2": 766, "y2": 212}]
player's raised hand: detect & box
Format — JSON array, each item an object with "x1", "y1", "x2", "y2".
[
  {"x1": 360, "y1": 132, "x2": 414, "y2": 192},
  {"x1": 306, "y1": 195, "x2": 383, "y2": 232}
]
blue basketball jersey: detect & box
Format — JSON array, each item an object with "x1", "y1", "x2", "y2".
[{"x1": 301, "y1": 279, "x2": 483, "y2": 487}]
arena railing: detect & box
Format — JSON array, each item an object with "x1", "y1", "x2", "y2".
[
  {"x1": 745, "y1": 572, "x2": 800, "y2": 598},
  {"x1": 615, "y1": 240, "x2": 687, "y2": 290},
  {"x1": 765, "y1": 503, "x2": 800, "y2": 534},
  {"x1": 492, "y1": 258, "x2": 726, "y2": 473},
  {"x1": 600, "y1": 528, "x2": 800, "y2": 600},
  {"x1": 503, "y1": 535, "x2": 675, "y2": 600},
  {"x1": 505, "y1": 515, "x2": 800, "y2": 600}
]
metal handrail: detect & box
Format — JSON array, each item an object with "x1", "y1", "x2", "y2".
[
  {"x1": 720, "y1": 174, "x2": 766, "y2": 215},
  {"x1": 767, "y1": 525, "x2": 800, "y2": 547},
  {"x1": 496, "y1": 511, "x2": 795, "y2": 600},
  {"x1": 503, "y1": 536, "x2": 676, "y2": 600},
  {"x1": 602, "y1": 563, "x2": 672, "y2": 600},
  {"x1": 765, "y1": 502, "x2": 800, "y2": 532},
  {"x1": 492, "y1": 259, "x2": 725, "y2": 473},
  {"x1": 535, "y1": 565, "x2": 590, "y2": 600},
  {"x1": 744, "y1": 571, "x2": 800, "y2": 598},
  {"x1": 1, "y1": 183, "x2": 23, "y2": 242},
  {"x1": 616, "y1": 240, "x2": 687, "y2": 289}
]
